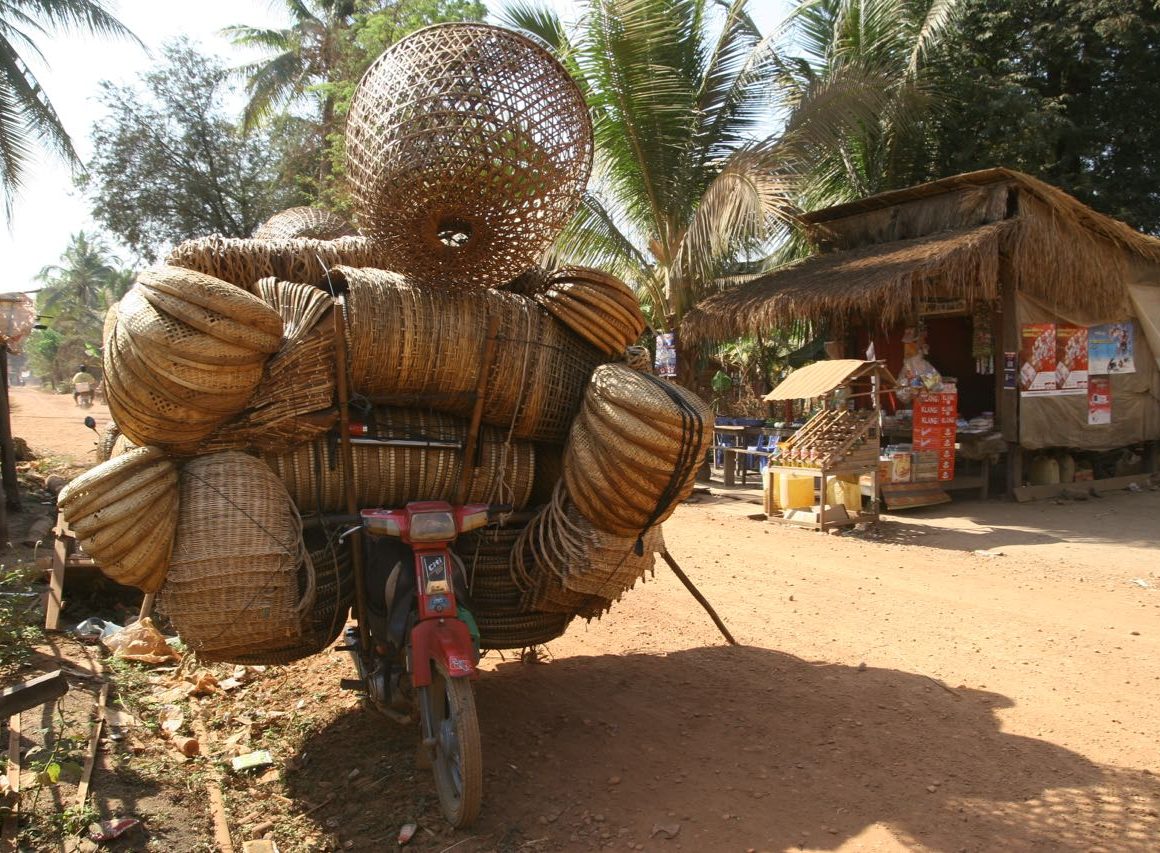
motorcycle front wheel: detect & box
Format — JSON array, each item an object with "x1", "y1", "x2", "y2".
[{"x1": 419, "y1": 660, "x2": 482, "y2": 827}]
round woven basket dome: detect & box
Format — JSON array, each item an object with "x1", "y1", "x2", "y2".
[
  {"x1": 346, "y1": 23, "x2": 593, "y2": 288},
  {"x1": 252, "y1": 207, "x2": 356, "y2": 241}
]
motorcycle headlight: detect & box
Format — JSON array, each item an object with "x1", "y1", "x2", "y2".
[{"x1": 409, "y1": 511, "x2": 456, "y2": 542}]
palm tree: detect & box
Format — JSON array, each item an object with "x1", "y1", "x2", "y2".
[
  {"x1": 0, "y1": 0, "x2": 139, "y2": 216},
  {"x1": 36, "y1": 230, "x2": 128, "y2": 326},
  {"x1": 504, "y1": 0, "x2": 884, "y2": 335},
  {"x1": 224, "y1": 0, "x2": 358, "y2": 136},
  {"x1": 775, "y1": 0, "x2": 962, "y2": 210}
]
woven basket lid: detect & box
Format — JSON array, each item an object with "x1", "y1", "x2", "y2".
[
  {"x1": 346, "y1": 23, "x2": 592, "y2": 288},
  {"x1": 58, "y1": 446, "x2": 167, "y2": 513}
]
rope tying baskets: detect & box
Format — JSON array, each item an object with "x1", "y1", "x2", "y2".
[
  {"x1": 57, "y1": 447, "x2": 179, "y2": 593},
  {"x1": 264, "y1": 407, "x2": 535, "y2": 513},
  {"x1": 535, "y1": 267, "x2": 647, "y2": 356},
  {"x1": 164, "y1": 452, "x2": 315, "y2": 662},
  {"x1": 253, "y1": 207, "x2": 356, "y2": 241},
  {"x1": 340, "y1": 267, "x2": 606, "y2": 443},
  {"x1": 563, "y1": 364, "x2": 711, "y2": 537},
  {"x1": 166, "y1": 236, "x2": 389, "y2": 293},
  {"x1": 345, "y1": 23, "x2": 592, "y2": 288},
  {"x1": 513, "y1": 484, "x2": 664, "y2": 618}
]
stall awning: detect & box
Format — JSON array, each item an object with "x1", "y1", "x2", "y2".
[{"x1": 765, "y1": 359, "x2": 892, "y2": 400}]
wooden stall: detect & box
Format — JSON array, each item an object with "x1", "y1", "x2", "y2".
[{"x1": 684, "y1": 169, "x2": 1160, "y2": 500}]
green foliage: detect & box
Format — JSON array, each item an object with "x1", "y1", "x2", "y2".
[
  {"x1": 0, "y1": 565, "x2": 41, "y2": 670},
  {"x1": 225, "y1": 0, "x2": 485, "y2": 211},
  {"x1": 29, "y1": 231, "x2": 129, "y2": 385},
  {"x1": 923, "y1": 0, "x2": 1160, "y2": 233},
  {"x1": 0, "y1": 0, "x2": 140, "y2": 218},
  {"x1": 83, "y1": 41, "x2": 311, "y2": 260}
]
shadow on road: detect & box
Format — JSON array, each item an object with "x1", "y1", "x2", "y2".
[{"x1": 290, "y1": 644, "x2": 1159, "y2": 851}]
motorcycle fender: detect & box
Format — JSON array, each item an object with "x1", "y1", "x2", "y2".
[{"x1": 410, "y1": 618, "x2": 478, "y2": 687}]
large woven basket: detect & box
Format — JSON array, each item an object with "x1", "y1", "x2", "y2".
[
  {"x1": 474, "y1": 611, "x2": 573, "y2": 651},
  {"x1": 456, "y1": 516, "x2": 531, "y2": 617},
  {"x1": 264, "y1": 407, "x2": 536, "y2": 513},
  {"x1": 514, "y1": 483, "x2": 663, "y2": 618},
  {"x1": 57, "y1": 446, "x2": 178, "y2": 593},
  {"x1": 563, "y1": 364, "x2": 711, "y2": 537},
  {"x1": 345, "y1": 23, "x2": 592, "y2": 288},
  {"x1": 340, "y1": 267, "x2": 606, "y2": 443},
  {"x1": 200, "y1": 280, "x2": 337, "y2": 453},
  {"x1": 253, "y1": 207, "x2": 355, "y2": 241},
  {"x1": 223, "y1": 529, "x2": 354, "y2": 665},
  {"x1": 163, "y1": 453, "x2": 315, "y2": 662},
  {"x1": 166, "y1": 236, "x2": 390, "y2": 293}
]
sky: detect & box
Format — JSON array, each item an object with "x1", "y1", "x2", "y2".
[{"x1": 1, "y1": 0, "x2": 793, "y2": 294}]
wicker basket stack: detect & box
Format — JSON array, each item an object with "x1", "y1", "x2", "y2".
[
  {"x1": 67, "y1": 23, "x2": 713, "y2": 663},
  {"x1": 56, "y1": 447, "x2": 178, "y2": 592}
]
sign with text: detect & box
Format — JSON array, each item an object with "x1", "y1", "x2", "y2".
[{"x1": 913, "y1": 390, "x2": 957, "y2": 481}]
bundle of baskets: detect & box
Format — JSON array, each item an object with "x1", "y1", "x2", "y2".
[{"x1": 60, "y1": 23, "x2": 709, "y2": 664}]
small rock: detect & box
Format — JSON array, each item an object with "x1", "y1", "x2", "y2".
[
  {"x1": 857, "y1": 662, "x2": 867, "y2": 672},
  {"x1": 927, "y1": 785, "x2": 938, "y2": 793},
  {"x1": 347, "y1": 768, "x2": 361, "y2": 782},
  {"x1": 608, "y1": 775, "x2": 621, "y2": 785}
]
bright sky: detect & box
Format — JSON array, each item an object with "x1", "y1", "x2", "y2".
[{"x1": 1, "y1": 0, "x2": 792, "y2": 294}]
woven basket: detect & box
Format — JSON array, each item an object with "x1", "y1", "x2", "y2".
[
  {"x1": 253, "y1": 207, "x2": 355, "y2": 241},
  {"x1": 514, "y1": 483, "x2": 663, "y2": 618},
  {"x1": 96, "y1": 423, "x2": 121, "y2": 462},
  {"x1": 163, "y1": 453, "x2": 315, "y2": 661},
  {"x1": 223, "y1": 529, "x2": 354, "y2": 665},
  {"x1": 563, "y1": 364, "x2": 711, "y2": 537},
  {"x1": 264, "y1": 407, "x2": 536, "y2": 513},
  {"x1": 166, "y1": 236, "x2": 390, "y2": 293},
  {"x1": 474, "y1": 611, "x2": 573, "y2": 651},
  {"x1": 199, "y1": 280, "x2": 337, "y2": 454},
  {"x1": 456, "y1": 517, "x2": 530, "y2": 616},
  {"x1": 341, "y1": 267, "x2": 606, "y2": 443},
  {"x1": 345, "y1": 23, "x2": 592, "y2": 288},
  {"x1": 535, "y1": 267, "x2": 646, "y2": 356},
  {"x1": 57, "y1": 447, "x2": 178, "y2": 593}
]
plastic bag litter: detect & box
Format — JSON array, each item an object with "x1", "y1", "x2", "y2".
[
  {"x1": 74, "y1": 617, "x2": 122, "y2": 643},
  {"x1": 102, "y1": 617, "x2": 181, "y2": 664}
]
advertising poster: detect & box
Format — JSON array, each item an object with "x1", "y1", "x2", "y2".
[
  {"x1": 1019, "y1": 323, "x2": 1057, "y2": 395},
  {"x1": 1053, "y1": 324, "x2": 1088, "y2": 395},
  {"x1": 913, "y1": 390, "x2": 957, "y2": 481},
  {"x1": 654, "y1": 332, "x2": 677, "y2": 378},
  {"x1": 1088, "y1": 322, "x2": 1136, "y2": 374},
  {"x1": 1002, "y1": 351, "x2": 1017, "y2": 390},
  {"x1": 1088, "y1": 377, "x2": 1112, "y2": 425}
]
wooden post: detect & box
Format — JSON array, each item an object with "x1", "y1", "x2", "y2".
[
  {"x1": 454, "y1": 314, "x2": 500, "y2": 505},
  {"x1": 333, "y1": 302, "x2": 370, "y2": 651},
  {"x1": 0, "y1": 671, "x2": 68, "y2": 718},
  {"x1": 659, "y1": 550, "x2": 737, "y2": 645},
  {"x1": 45, "y1": 515, "x2": 68, "y2": 631},
  {"x1": 0, "y1": 348, "x2": 18, "y2": 514}
]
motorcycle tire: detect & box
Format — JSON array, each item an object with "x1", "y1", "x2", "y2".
[{"x1": 420, "y1": 659, "x2": 482, "y2": 827}]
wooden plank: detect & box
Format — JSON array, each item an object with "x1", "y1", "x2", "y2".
[
  {"x1": 191, "y1": 707, "x2": 234, "y2": 853},
  {"x1": 1012, "y1": 473, "x2": 1156, "y2": 503},
  {"x1": 0, "y1": 671, "x2": 68, "y2": 718},
  {"x1": 880, "y1": 482, "x2": 952, "y2": 510},
  {"x1": 75, "y1": 683, "x2": 108, "y2": 807},
  {"x1": 2, "y1": 712, "x2": 21, "y2": 849},
  {"x1": 455, "y1": 313, "x2": 500, "y2": 504},
  {"x1": 45, "y1": 518, "x2": 68, "y2": 631}
]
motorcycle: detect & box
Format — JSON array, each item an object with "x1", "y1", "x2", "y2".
[
  {"x1": 75, "y1": 382, "x2": 94, "y2": 408},
  {"x1": 332, "y1": 500, "x2": 508, "y2": 827}
]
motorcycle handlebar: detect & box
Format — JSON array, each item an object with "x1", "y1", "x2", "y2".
[{"x1": 302, "y1": 505, "x2": 515, "y2": 530}]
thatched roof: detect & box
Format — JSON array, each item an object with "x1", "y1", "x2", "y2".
[{"x1": 684, "y1": 169, "x2": 1160, "y2": 342}]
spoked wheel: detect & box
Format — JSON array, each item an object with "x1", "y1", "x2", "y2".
[{"x1": 419, "y1": 660, "x2": 482, "y2": 827}]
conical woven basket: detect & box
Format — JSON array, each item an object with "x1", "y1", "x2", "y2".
[
  {"x1": 166, "y1": 236, "x2": 389, "y2": 293},
  {"x1": 535, "y1": 267, "x2": 646, "y2": 356},
  {"x1": 253, "y1": 207, "x2": 356, "y2": 241},
  {"x1": 340, "y1": 267, "x2": 606, "y2": 443},
  {"x1": 345, "y1": 23, "x2": 592, "y2": 288},
  {"x1": 562, "y1": 364, "x2": 711, "y2": 537},
  {"x1": 264, "y1": 407, "x2": 536, "y2": 513},
  {"x1": 163, "y1": 453, "x2": 315, "y2": 661}
]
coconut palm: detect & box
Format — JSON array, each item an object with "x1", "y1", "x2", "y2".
[
  {"x1": 0, "y1": 0, "x2": 139, "y2": 216},
  {"x1": 224, "y1": 0, "x2": 357, "y2": 134},
  {"x1": 503, "y1": 0, "x2": 885, "y2": 333},
  {"x1": 776, "y1": 0, "x2": 962, "y2": 209},
  {"x1": 35, "y1": 230, "x2": 128, "y2": 325}
]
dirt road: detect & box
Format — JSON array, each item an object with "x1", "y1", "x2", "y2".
[
  {"x1": 9, "y1": 386, "x2": 1159, "y2": 851},
  {"x1": 10, "y1": 384, "x2": 112, "y2": 463}
]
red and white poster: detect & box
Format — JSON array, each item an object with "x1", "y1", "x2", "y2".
[
  {"x1": 1054, "y1": 323, "x2": 1088, "y2": 395},
  {"x1": 1088, "y1": 377, "x2": 1112, "y2": 425},
  {"x1": 913, "y1": 390, "x2": 957, "y2": 481},
  {"x1": 1019, "y1": 323, "x2": 1057, "y2": 395}
]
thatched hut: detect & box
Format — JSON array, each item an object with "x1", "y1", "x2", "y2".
[{"x1": 683, "y1": 168, "x2": 1160, "y2": 495}]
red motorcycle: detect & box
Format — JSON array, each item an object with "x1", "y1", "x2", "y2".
[{"x1": 338, "y1": 500, "x2": 505, "y2": 826}]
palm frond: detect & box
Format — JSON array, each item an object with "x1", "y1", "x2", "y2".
[{"x1": 15, "y1": 0, "x2": 142, "y2": 46}]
